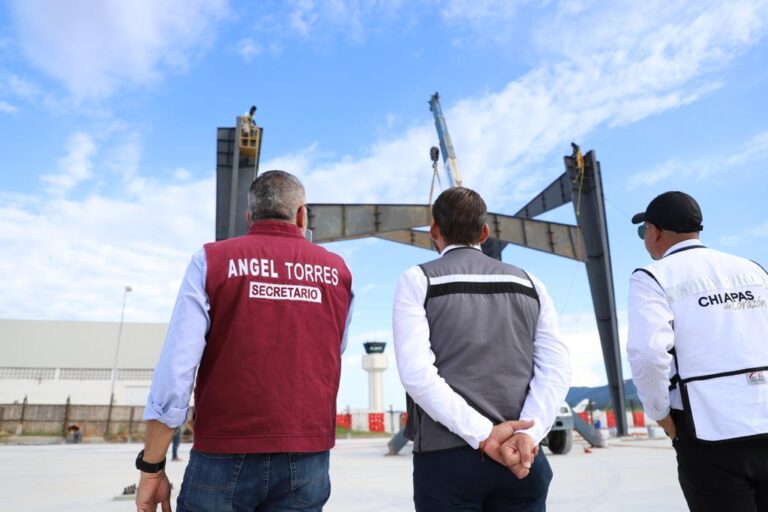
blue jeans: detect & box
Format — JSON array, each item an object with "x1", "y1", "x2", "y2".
[{"x1": 177, "y1": 450, "x2": 331, "y2": 512}]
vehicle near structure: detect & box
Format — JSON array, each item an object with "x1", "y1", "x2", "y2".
[{"x1": 541, "y1": 402, "x2": 574, "y2": 455}]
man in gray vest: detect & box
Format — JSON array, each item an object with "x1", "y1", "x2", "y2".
[
  {"x1": 628, "y1": 191, "x2": 768, "y2": 511},
  {"x1": 393, "y1": 187, "x2": 572, "y2": 512}
]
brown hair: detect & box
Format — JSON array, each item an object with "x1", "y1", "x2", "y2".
[{"x1": 432, "y1": 187, "x2": 487, "y2": 246}]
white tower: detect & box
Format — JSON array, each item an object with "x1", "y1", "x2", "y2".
[{"x1": 361, "y1": 342, "x2": 388, "y2": 412}]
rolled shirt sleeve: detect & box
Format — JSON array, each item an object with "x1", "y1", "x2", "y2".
[
  {"x1": 143, "y1": 249, "x2": 210, "y2": 428},
  {"x1": 516, "y1": 274, "x2": 573, "y2": 444},
  {"x1": 627, "y1": 270, "x2": 675, "y2": 421},
  {"x1": 393, "y1": 266, "x2": 493, "y2": 449}
]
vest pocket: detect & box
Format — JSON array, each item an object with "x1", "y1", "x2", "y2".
[{"x1": 680, "y1": 367, "x2": 768, "y2": 443}]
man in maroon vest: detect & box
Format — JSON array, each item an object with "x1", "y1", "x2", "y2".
[{"x1": 135, "y1": 170, "x2": 354, "y2": 512}]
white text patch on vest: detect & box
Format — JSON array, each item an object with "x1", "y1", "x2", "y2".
[
  {"x1": 228, "y1": 258, "x2": 279, "y2": 278},
  {"x1": 249, "y1": 281, "x2": 322, "y2": 303}
]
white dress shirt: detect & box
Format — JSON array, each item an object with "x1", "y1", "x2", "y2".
[
  {"x1": 392, "y1": 244, "x2": 572, "y2": 447},
  {"x1": 144, "y1": 249, "x2": 354, "y2": 428},
  {"x1": 626, "y1": 239, "x2": 703, "y2": 421}
]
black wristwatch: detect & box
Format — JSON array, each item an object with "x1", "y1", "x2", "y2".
[{"x1": 135, "y1": 449, "x2": 166, "y2": 473}]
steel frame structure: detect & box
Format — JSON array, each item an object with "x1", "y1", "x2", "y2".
[{"x1": 214, "y1": 102, "x2": 628, "y2": 436}]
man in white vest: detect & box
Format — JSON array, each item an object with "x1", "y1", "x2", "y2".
[{"x1": 628, "y1": 191, "x2": 768, "y2": 511}]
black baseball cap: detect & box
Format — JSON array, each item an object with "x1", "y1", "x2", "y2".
[{"x1": 631, "y1": 191, "x2": 703, "y2": 233}]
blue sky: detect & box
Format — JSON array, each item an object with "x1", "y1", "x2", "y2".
[{"x1": 1, "y1": 0, "x2": 767, "y2": 411}]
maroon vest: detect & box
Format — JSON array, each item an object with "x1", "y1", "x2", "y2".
[{"x1": 193, "y1": 221, "x2": 352, "y2": 453}]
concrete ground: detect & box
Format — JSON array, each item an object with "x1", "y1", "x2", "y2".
[{"x1": 0, "y1": 437, "x2": 686, "y2": 511}]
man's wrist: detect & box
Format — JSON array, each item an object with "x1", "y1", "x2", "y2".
[
  {"x1": 139, "y1": 469, "x2": 166, "y2": 478},
  {"x1": 135, "y1": 449, "x2": 166, "y2": 473},
  {"x1": 472, "y1": 419, "x2": 494, "y2": 450},
  {"x1": 514, "y1": 428, "x2": 540, "y2": 445},
  {"x1": 141, "y1": 452, "x2": 166, "y2": 464}
]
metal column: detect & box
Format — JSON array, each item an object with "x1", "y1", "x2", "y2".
[
  {"x1": 215, "y1": 118, "x2": 264, "y2": 240},
  {"x1": 565, "y1": 150, "x2": 627, "y2": 435}
]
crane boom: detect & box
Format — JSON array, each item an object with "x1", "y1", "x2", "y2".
[{"x1": 429, "y1": 92, "x2": 463, "y2": 187}]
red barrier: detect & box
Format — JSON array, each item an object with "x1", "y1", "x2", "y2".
[
  {"x1": 632, "y1": 410, "x2": 645, "y2": 427},
  {"x1": 577, "y1": 412, "x2": 590, "y2": 423},
  {"x1": 336, "y1": 413, "x2": 352, "y2": 430},
  {"x1": 606, "y1": 411, "x2": 616, "y2": 428},
  {"x1": 400, "y1": 412, "x2": 408, "y2": 428},
  {"x1": 368, "y1": 413, "x2": 385, "y2": 432}
]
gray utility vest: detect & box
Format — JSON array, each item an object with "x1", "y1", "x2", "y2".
[{"x1": 405, "y1": 247, "x2": 541, "y2": 453}]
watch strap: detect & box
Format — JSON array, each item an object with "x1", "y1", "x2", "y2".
[{"x1": 135, "y1": 449, "x2": 166, "y2": 473}]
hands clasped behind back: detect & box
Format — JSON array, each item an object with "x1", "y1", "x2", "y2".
[{"x1": 481, "y1": 420, "x2": 538, "y2": 479}]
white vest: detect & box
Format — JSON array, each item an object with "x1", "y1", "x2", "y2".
[{"x1": 639, "y1": 243, "x2": 768, "y2": 443}]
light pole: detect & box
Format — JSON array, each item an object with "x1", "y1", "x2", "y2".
[{"x1": 109, "y1": 286, "x2": 132, "y2": 406}]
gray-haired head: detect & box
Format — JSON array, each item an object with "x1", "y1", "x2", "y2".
[{"x1": 247, "y1": 170, "x2": 306, "y2": 223}]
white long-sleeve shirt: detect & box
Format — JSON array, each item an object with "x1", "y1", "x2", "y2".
[
  {"x1": 392, "y1": 244, "x2": 572, "y2": 447},
  {"x1": 626, "y1": 240, "x2": 702, "y2": 421}
]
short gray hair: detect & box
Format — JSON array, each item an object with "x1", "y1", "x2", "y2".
[{"x1": 247, "y1": 170, "x2": 306, "y2": 222}]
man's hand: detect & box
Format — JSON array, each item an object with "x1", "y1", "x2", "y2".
[
  {"x1": 657, "y1": 414, "x2": 677, "y2": 440},
  {"x1": 501, "y1": 432, "x2": 538, "y2": 479},
  {"x1": 136, "y1": 471, "x2": 172, "y2": 512},
  {"x1": 480, "y1": 420, "x2": 534, "y2": 469}
]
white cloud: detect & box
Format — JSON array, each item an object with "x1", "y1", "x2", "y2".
[
  {"x1": 237, "y1": 38, "x2": 263, "y2": 61},
  {"x1": 0, "y1": 100, "x2": 17, "y2": 113},
  {"x1": 0, "y1": 176, "x2": 214, "y2": 323},
  {"x1": 41, "y1": 132, "x2": 97, "y2": 193},
  {"x1": 105, "y1": 132, "x2": 143, "y2": 183},
  {"x1": 437, "y1": 0, "x2": 543, "y2": 43},
  {"x1": 716, "y1": 234, "x2": 743, "y2": 248},
  {"x1": 439, "y1": 0, "x2": 533, "y2": 22},
  {"x1": 627, "y1": 160, "x2": 686, "y2": 190},
  {"x1": 289, "y1": 0, "x2": 320, "y2": 38},
  {"x1": 537, "y1": 0, "x2": 767, "y2": 63},
  {"x1": 726, "y1": 131, "x2": 768, "y2": 166},
  {"x1": 4, "y1": 73, "x2": 40, "y2": 100},
  {"x1": 280, "y1": 0, "x2": 403, "y2": 42},
  {"x1": 9, "y1": 0, "x2": 229, "y2": 99},
  {"x1": 715, "y1": 216, "x2": 768, "y2": 247},
  {"x1": 749, "y1": 221, "x2": 768, "y2": 237},
  {"x1": 628, "y1": 129, "x2": 768, "y2": 189},
  {"x1": 272, "y1": 2, "x2": 768, "y2": 211},
  {"x1": 0, "y1": 72, "x2": 68, "y2": 112},
  {"x1": 173, "y1": 168, "x2": 192, "y2": 181}
]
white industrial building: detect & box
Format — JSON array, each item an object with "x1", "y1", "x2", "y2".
[
  {"x1": 0, "y1": 319, "x2": 166, "y2": 406},
  {"x1": 0, "y1": 320, "x2": 399, "y2": 433}
]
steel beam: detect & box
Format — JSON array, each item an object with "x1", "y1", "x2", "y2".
[
  {"x1": 565, "y1": 150, "x2": 628, "y2": 435},
  {"x1": 306, "y1": 204, "x2": 432, "y2": 242},
  {"x1": 374, "y1": 229, "x2": 433, "y2": 251},
  {"x1": 514, "y1": 173, "x2": 573, "y2": 218},
  {"x1": 485, "y1": 213, "x2": 585, "y2": 261},
  {"x1": 309, "y1": 205, "x2": 585, "y2": 261}
]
